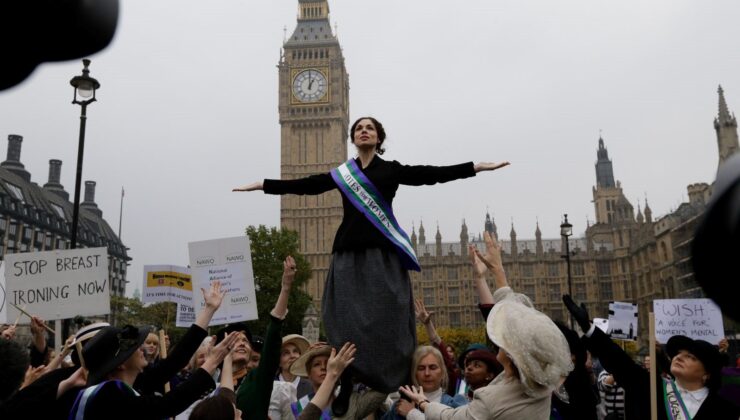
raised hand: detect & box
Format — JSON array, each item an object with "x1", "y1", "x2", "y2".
[
  {"x1": 282, "y1": 255, "x2": 297, "y2": 288},
  {"x1": 562, "y1": 294, "x2": 591, "y2": 333},
  {"x1": 326, "y1": 342, "x2": 356, "y2": 378},
  {"x1": 398, "y1": 384, "x2": 427, "y2": 406},
  {"x1": 202, "y1": 331, "x2": 240, "y2": 374},
  {"x1": 474, "y1": 162, "x2": 510, "y2": 173},
  {"x1": 469, "y1": 245, "x2": 488, "y2": 278},
  {"x1": 21, "y1": 365, "x2": 47, "y2": 389},
  {"x1": 57, "y1": 367, "x2": 88, "y2": 398},
  {"x1": 202, "y1": 280, "x2": 226, "y2": 311},
  {"x1": 232, "y1": 181, "x2": 263, "y2": 192},
  {"x1": 474, "y1": 231, "x2": 503, "y2": 272},
  {"x1": 414, "y1": 298, "x2": 434, "y2": 325},
  {"x1": 1, "y1": 325, "x2": 16, "y2": 340}
]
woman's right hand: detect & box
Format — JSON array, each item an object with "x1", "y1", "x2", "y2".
[
  {"x1": 232, "y1": 181, "x2": 263, "y2": 192},
  {"x1": 326, "y1": 342, "x2": 356, "y2": 379}
]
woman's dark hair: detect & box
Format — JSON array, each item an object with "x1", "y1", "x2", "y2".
[
  {"x1": 0, "y1": 339, "x2": 30, "y2": 404},
  {"x1": 350, "y1": 116, "x2": 386, "y2": 155},
  {"x1": 189, "y1": 394, "x2": 234, "y2": 420}
]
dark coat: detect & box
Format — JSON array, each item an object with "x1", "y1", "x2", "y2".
[
  {"x1": 72, "y1": 368, "x2": 215, "y2": 419},
  {"x1": 263, "y1": 156, "x2": 475, "y2": 253},
  {"x1": 134, "y1": 324, "x2": 209, "y2": 396},
  {"x1": 585, "y1": 327, "x2": 740, "y2": 420}
]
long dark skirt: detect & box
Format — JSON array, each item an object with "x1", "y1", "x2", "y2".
[{"x1": 321, "y1": 248, "x2": 417, "y2": 393}]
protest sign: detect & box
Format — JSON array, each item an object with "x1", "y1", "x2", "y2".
[
  {"x1": 176, "y1": 303, "x2": 196, "y2": 328},
  {"x1": 654, "y1": 299, "x2": 724, "y2": 344},
  {"x1": 142, "y1": 265, "x2": 193, "y2": 306},
  {"x1": 4, "y1": 248, "x2": 109, "y2": 321},
  {"x1": 593, "y1": 317, "x2": 609, "y2": 334},
  {"x1": 607, "y1": 301, "x2": 638, "y2": 340},
  {"x1": 0, "y1": 261, "x2": 6, "y2": 324},
  {"x1": 188, "y1": 236, "x2": 257, "y2": 326}
]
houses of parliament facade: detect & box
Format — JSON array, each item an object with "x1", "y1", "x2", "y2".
[{"x1": 278, "y1": 1, "x2": 738, "y2": 344}]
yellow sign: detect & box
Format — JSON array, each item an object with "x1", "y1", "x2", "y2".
[{"x1": 146, "y1": 271, "x2": 192, "y2": 292}]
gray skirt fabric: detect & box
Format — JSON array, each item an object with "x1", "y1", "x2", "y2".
[{"x1": 321, "y1": 248, "x2": 417, "y2": 393}]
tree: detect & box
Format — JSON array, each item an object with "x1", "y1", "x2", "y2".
[
  {"x1": 245, "y1": 225, "x2": 312, "y2": 337},
  {"x1": 416, "y1": 325, "x2": 488, "y2": 355},
  {"x1": 110, "y1": 296, "x2": 186, "y2": 344}
]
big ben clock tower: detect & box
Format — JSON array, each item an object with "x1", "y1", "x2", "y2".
[{"x1": 278, "y1": 0, "x2": 349, "y2": 307}]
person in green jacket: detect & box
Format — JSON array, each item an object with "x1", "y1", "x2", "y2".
[{"x1": 235, "y1": 255, "x2": 297, "y2": 419}]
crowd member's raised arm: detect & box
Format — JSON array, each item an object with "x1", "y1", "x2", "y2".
[
  {"x1": 195, "y1": 280, "x2": 227, "y2": 330},
  {"x1": 469, "y1": 244, "x2": 494, "y2": 305},
  {"x1": 298, "y1": 343, "x2": 356, "y2": 420},
  {"x1": 473, "y1": 231, "x2": 508, "y2": 291},
  {"x1": 415, "y1": 298, "x2": 460, "y2": 396},
  {"x1": 236, "y1": 255, "x2": 296, "y2": 419},
  {"x1": 134, "y1": 281, "x2": 226, "y2": 395}
]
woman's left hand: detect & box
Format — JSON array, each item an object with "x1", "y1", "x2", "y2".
[
  {"x1": 398, "y1": 385, "x2": 426, "y2": 406},
  {"x1": 474, "y1": 162, "x2": 510, "y2": 172}
]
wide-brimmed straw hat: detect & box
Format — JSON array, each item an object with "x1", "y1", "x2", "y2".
[
  {"x1": 83, "y1": 325, "x2": 148, "y2": 386},
  {"x1": 487, "y1": 300, "x2": 573, "y2": 395},
  {"x1": 289, "y1": 345, "x2": 332, "y2": 377},
  {"x1": 282, "y1": 334, "x2": 310, "y2": 355}
]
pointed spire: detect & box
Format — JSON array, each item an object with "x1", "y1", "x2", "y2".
[
  {"x1": 509, "y1": 218, "x2": 518, "y2": 258},
  {"x1": 410, "y1": 222, "x2": 417, "y2": 249},
  {"x1": 435, "y1": 222, "x2": 442, "y2": 257},
  {"x1": 510, "y1": 218, "x2": 516, "y2": 238},
  {"x1": 460, "y1": 219, "x2": 469, "y2": 256},
  {"x1": 718, "y1": 85, "x2": 733, "y2": 125},
  {"x1": 535, "y1": 218, "x2": 543, "y2": 256},
  {"x1": 636, "y1": 200, "x2": 644, "y2": 223},
  {"x1": 644, "y1": 195, "x2": 653, "y2": 223},
  {"x1": 595, "y1": 135, "x2": 616, "y2": 188},
  {"x1": 418, "y1": 220, "x2": 426, "y2": 245},
  {"x1": 484, "y1": 211, "x2": 498, "y2": 238}
]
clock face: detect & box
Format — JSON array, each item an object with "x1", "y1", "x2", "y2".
[{"x1": 292, "y1": 69, "x2": 328, "y2": 102}]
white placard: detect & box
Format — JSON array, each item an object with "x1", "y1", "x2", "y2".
[
  {"x1": 176, "y1": 303, "x2": 196, "y2": 328},
  {"x1": 607, "y1": 301, "x2": 638, "y2": 341},
  {"x1": 593, "y1": 317, "x2": 609, "y2": 333},
  {"x1": 4, "y1": 248, "x2": 109, "y2": 321},
  {"x1": 142, "y1": 265, "x2": 193, "y2": 306},
  {"x1": 653, "y1": 299, "x2": 725, "y2": 345},
  {"x1": 188, "y1": 236, "x2": 257, "y2": 326},
  {"x1": 0, "y1": 261, "x2": 7, "y2": 324}
]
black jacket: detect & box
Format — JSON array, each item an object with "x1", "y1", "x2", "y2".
[
  {"x1": 584, "y1": 327, "x2": 739, "y2": 420},
  {"x1": 264, "y1": 156, "x2": 475, "y2": 253}
]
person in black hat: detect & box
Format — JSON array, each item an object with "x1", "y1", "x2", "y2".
[
  {"x1": 65, "y1": 324, "x2": 239, "y2": 420},
  {"x1": 564, "y1": 294, "x2": 740, "y2": 420}
]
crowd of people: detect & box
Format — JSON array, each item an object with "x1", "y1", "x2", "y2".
[
  {"x1": 1, "y1": 231, "x2": 738, "y2": 419},
  {"x1": 1, "y1": 116, "x2": 739, "y2": 419}
]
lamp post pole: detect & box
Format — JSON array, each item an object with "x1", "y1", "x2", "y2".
[
  {"x1": 560, "y1": 214, "x2": 574, "y2": 329},
  {"x1": 65, "y1": 59, "x2": 100, "y2": 337},
  {"x1": 69, "y1": 59, "x2": 100, "y2": 249}
]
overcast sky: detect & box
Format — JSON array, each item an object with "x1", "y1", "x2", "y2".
[{"x1": 2, "y1": 0, "x2": 739, "y2": 296}]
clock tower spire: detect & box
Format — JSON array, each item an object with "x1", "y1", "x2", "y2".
[{"x1": 278, "y1": 0, "x2": 350, "y2": 307}]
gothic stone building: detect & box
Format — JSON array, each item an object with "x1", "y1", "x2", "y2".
[
  {"x1": 0, "y1": 135, "x2": 130, "y2": 298},
  {"x1": 409, "y1": 86, "x2": 739, "y2": 345}
]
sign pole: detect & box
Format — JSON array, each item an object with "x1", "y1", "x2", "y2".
[{"x1": 649, "y1": 312, "x2": 657, "y2": 420}]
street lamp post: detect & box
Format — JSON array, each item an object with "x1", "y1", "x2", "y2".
[
  {"x1": 560, "y1": 214, "x2": 574, "y2": 328},
  {"x1": 69, "y1": 59, "x2": 100, "y2": 249}
]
